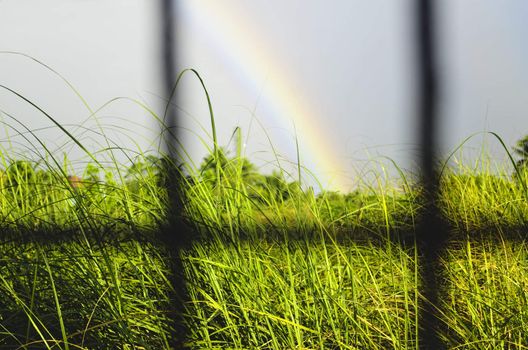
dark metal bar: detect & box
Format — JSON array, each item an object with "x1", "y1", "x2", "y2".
[
  {"x1": 161, "y1": 0, "x2": 177, "y2": 103},
  {"x1": 416, "y1": 0, "x2": 436, "y2": 185},
  {"x1": 159, "y1": 0, "x2": 191, "y2": 348},
  {"x1": 415, "y1": 0, "x2": 445, "y2": 348},
  {"x1": 415, "y1": 0, "x2": 448, "y2": 349}
]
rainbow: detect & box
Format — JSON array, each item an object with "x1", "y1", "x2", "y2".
[{"x1": 179, "y1": 1, "x2": 350, "y2": 192}]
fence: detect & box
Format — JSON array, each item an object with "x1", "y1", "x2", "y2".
[{"x1": 160, "y1": 0, "x2": 446, "y2": 349}]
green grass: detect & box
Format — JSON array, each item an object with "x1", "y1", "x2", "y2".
[
  {"x1": 182, "y1": 238, "x2": 418, "y2": 349},
  {"x1": 1, "y1": 57, "x2": 528, "y2": 348}
]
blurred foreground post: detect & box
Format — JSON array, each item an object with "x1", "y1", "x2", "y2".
[
  {"x1": 159, "y1": 0, "x2": 190, "y2": 348},
  {"x1": 415, "y1": 0, "x2": 448, "y2": 349}
]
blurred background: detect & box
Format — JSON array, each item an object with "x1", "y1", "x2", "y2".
[{"x1": 0, "y1": 0, "x2": 527, "y2": 192}]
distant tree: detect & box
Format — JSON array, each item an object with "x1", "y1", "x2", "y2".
[
  {"x1": 126, "y1": 156, "x2": 161, "y2": 180},
  {"x1": 198, "y1": 147, "x2": 227, "y2": 182},
  {"x1": 196, "y1": 148, "x2": 308, "y2": 203},
  {"x1": 124, "y1": 155, "x2": 165, "y2": 194},
  {"x1": 199, "y1": 147, "x2": 262, "y2": 186},
  {"x1": 260, "y1": 171, "x2": 301, "y2": 202},
  {"x1": 513, "y1": 135, "x2": 528, "y2": 170},
  {"x1": 34, "y1": 168, "x2": 54, "y2": 186},
  {"x1": 5, "y1": 160, "x2": 35, "y2": 187},
  {"x1": 83, "y1": 163, "x2": 101, "y2": 184}
]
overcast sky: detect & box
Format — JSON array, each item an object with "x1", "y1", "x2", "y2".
[{"x1": 1, "y1": 1, "x2": 527, "y2": 192}]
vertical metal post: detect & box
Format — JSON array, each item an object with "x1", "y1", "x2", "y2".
[
  {"x1": 159, "y1": 0, "x2": 190, "y2": 348},
  {"x1": 415, "y1": 0, "x2": 447, "y2": 349},
  {"x1": 161, "y1": 0, "x2": 177, "y2": 101}
]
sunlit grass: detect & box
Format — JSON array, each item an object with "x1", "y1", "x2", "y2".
[
  {"x1": 182, "y1": 238, "x2": 418, "y2": 349},
  {"x1": 0, "y1": 54, "x2": 528, "y2": 348}
]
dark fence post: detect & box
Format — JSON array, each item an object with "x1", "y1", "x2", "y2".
[
  {"x1": 415, "y1": 0, "x2": 448, "y2": 348},
  {"x1": 159, "y1": 0, "x2": 191, "y2": 348}
]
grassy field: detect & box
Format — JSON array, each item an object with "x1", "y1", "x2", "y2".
[
  {"x1": 1, "y1": 66, "x2": 528, "y2": 348},
  {"x1": 1, "y1": 127, "x2": 528, "y2": 349}
]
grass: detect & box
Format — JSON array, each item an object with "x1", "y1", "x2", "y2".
[
  {"x1": 0, "y1": 57, "x2": 528, "y2": 348},
  {"x1": 182, "y1": 238, "x2": 418, "y2": 349}
]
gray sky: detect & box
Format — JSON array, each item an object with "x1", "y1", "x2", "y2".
[{"x1": 1, "y1": 0, "x2": 527, "y2": 192}]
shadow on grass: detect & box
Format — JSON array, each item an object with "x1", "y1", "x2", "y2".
[
  {"x1": 0, "y1": 225, "x2": 174, "y2": 349},
  {"x1": 1, "y1": 216, "x2": 527, "y2": 349}
]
